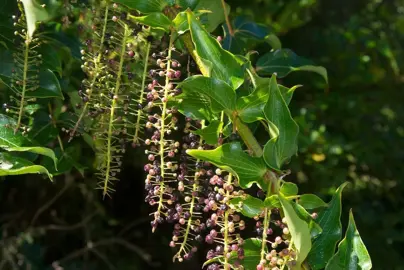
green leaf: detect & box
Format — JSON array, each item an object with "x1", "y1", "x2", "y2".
[
  {"x1": 113, "y1": 0, "x2": 167, "y2": 13},
  {"x1": 0, "y1": 152, "x2": 52, "y2": 180},
  {"x1": 264, "y1": 194, "x2": 281, "y2": 208},
  {"x1": 186, "y1": 142, "x2": 269, "y2": 190},
  {"x1": 176, "y1": 0, "x2": 199, "y2": 10},
  {"x1": 0, "y1": 50, "x2": 13, "y2": 78},
  {"x1": 236, "y1": 81, "x2": 300, "y2": 123},
  {"x1": 39, "y1": 43, "x2": 63, "y2": 76},
  {"x1": 279, "y1": 84, "x2": 300, "y2": 106},
  {"x1": 223, "y1": 16, "x2": 270, "y2": 54},
  {"x1": 0, "y1": 114, "x2": 31, "y2": 146},
  {"x1": 194, "y1": 0, "x2": 230, "y2": 32},
  {"x1": 187, "y1": 11, "x2": 244, "y2": 89},
  {"x1": 194, "y1": 120, "x2": 223, "y2": 145},
  {"x1": 173, "y1": 12, "x2": 188, "y2": 34},
  {"x1": 24, "y1": 104, "x2": 42, "y2": 115},
  {"x1": 41, "y1": 145, "x2": 85, "y2": 176},
  {"x1": 325, "y1": 210, "x2": 372, "y2": 270},
  {"x1": 28, "y1": 111, "x2": 58, "y2": 145},
  {"x1": 203, "y1": 238, "x2": 262, "y2": 270},
  {"x1": 279, "y1": 193, "x2": 311, "y2": 269},
  {"x1": 240, "y1": 238, "x2": 262, "y2": 270},
  {"x1": 265, "y1": 34, "x2": 282, "y2": 50},
  {"x1": 280, "y1": 181, "x2": 298, "y2": 196},
  {"x1": 21, "y1": 0, "x2": 49, "y2": 39},
  {"x1": 307, "y1": 183, "x2": 348, "y2": 270},
  {"x1": 230, "y1": 195, "x2": 264, "y2": 218},
  {"x1": 130, "y1": 13, "x2": 172, "y2": 31},
  {"x1": 298, "y1": 194, "x2": 328, "y2": 210},
  {"x1": 178, "y1": 75, "x2": 237, "y2": 115},
  {"x1": 25, "y1": 69, "x2": 63, "y2": 99},
  {"x1": 292, "y1": 201, "x2": 323, "y2": 239},
  {"x1": 1, "y1": 146, "x2": 57, "y2": 170},
  {"x1": 256, "y1": 49, "x2": 328, "y2": 83},
  {"x1": 263, "y1": 75, "x2": 299, "y2": 170},
  {"x1": 236, "y1": 84, "x2": 269, "y2": 123},
  {"x1": 173, "y1": 92, "x2": 216, "y2": 121}
]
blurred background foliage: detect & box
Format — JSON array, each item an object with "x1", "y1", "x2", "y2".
[{"x1": 1, "y1": 0, "x2": 404, "y2": 269}]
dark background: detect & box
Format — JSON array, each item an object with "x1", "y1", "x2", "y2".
[{"x1": 1, "y1": 0, "x2": 404, "y2": 269}]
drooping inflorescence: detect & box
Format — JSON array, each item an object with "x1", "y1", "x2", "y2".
[
  {"x1": 70, "y1": 1, "x2": 152, "y2": 197},
  {"x1": 4, "y1": 1, "x2": 42, "y2": 134},
  {"x1": 143, "y1": 32, "x2": 183, "y2": 231}
]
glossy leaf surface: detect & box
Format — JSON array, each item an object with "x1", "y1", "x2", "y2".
[
  {"x1": 308, "y1": 183, "x2": 348, "y2": 269},
  {"x1": 325, "y1": 210, "x2": 372, "y2": 270},
  {"x1": 256, "y1": 49, "x2": 328, "y2": 83},
  {"x1": 178, "y1": 76, "x2": 237, "y2": 115},
  {"x1": 263, "y1": 76, "x2": 299, "y2": 170},
  {"x1": 230, "y1": 195, "x2": 264, "y2": 218},
  {"x1": 194, "y1": 120, "x2": 223, "y2": 145},
  {"x1": 187, "y1": 11, "x2": 244, "y2": 89},
  {"x1": 187, "y1": 143, "x2": 268, "y2": 190},
  {"x1": 0, "y1": 152, "x2": 52, "y2": 180},
  {"x1": 279, "y1": 193, "x2": 312, "y2": 269}
]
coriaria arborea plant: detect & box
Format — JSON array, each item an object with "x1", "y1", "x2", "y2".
[{"x1": 0, "y1": 1, "x2": 372, "y2": 270}]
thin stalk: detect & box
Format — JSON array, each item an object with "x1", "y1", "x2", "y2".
[
  {"x1": 48, "y1": 103, "x2": 64, "y2": 152},
  {"x1": 154, "y1": 30, "x2": 175, "y2": 232},
  {"x1": 260, "y1": 186, "x2": 273, "y2": 263},
  {"x1": 235, "y1": 117, "x2": 263, "y2": 157},
  {"x1": 102, "y1": 24, "x2": 128, "y2": 198},
  {"x1": 223, "y1": 173, "x2": 233, "y2": 270},
  {"x1": 220, "y1": 0, "x2": 234, "y2": 36},
  {"x1": 15, "y1": 37, "x2": 30, "y2": 133},
  {"x1": 133, "y1": 42, "x2": 151, "y2": 144},
  {"x1": 173, "y1": 121, "x2": 205, "y2": 261}
]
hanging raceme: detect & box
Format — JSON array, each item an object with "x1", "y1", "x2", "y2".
[
  {"x1": 171, "y1": 120, "x2": 210, "y2": 262},
  {"x1": 4, "y1": 2, "x2": 42, "y2": 134},
  {"x1": 143, "y1": 31, "x2": 183, "y2": 232},
  {"x1": 69, "y1": 1, "x2": 112, "y2": 140}
]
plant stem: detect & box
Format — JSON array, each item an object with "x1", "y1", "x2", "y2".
[
  {"x1": 221, "y1": 0, "x2": 234, "y2": 36},
  {"x1": 260, "y1": 186, "x2": 273, "y2": 263},
  {"x1": 15, "y1": 37, "x2": 30, "y2": 133},
  {"x1": 174, "y1": 121, "x2": 205, "y2": 261},
  {"x1": 103, "y1": 24, "x2": 128, "y2": 198},
  {"x1": 223, "y1": 173, "x2": 233, "y2": 270},
  {"x1": 134, "y1": 42, "x2": 151, "y2": 144},
  {"x1": 154, "y1": 30, "x2": 175, "y2": 232},
  {"x1": 235, "y1": 117, "x2": 263, "y2": 157},
  {"x1": 48, "y1": 103, "x2": 64, "y2": 152}
]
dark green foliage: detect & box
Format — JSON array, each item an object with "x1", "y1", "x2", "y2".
[{"x1": 2, "y1": 0, "x2": 401, "y2": 269}]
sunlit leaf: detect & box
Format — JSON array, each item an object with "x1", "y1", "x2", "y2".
[
  {"x1": 130, "y1": 13, "x2": 172, "y2": 31},
  {"x1": 298, "y1": 194, "x2": 328, "y2": 210},
  {"x1": 178, "y1": 75, "x2": 237, "y2": 116},
  {"x1": 194, "y1": 0, "x2": 229, "y2": 32},
  {"x1": 187, "y1": 142, "x2": 268, "y2": 190},
  {"x1": 263, "y1": 75, "x2": 299, "y2": 170},
  {"x1": 279, "y1": 193, "x2": 312, "y2": 269},
  {"x1": 230, "y1": 195, "x2": 264, "y2": 218},
  {"x1": 21, "y1": 0, "x2": 49, "y2": 39},
  {"x1": 187, "y1": 11, "x2": 244, "y2": 89},
  {"x1": 194, "y1": 120, "x2": 223, "y2": 145},
  {"x1": 325, "y1": 210, "x2": 372, "y2": 270},
  {"x1": 280, "y1": 181, "x2": 298, "y2": 196},
  {"x1": 0, "y1": 152, "x2": 52, "y2": 180},
  {"x1": 308, "y1": 183, "x2": 348, "y2": 269}
]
